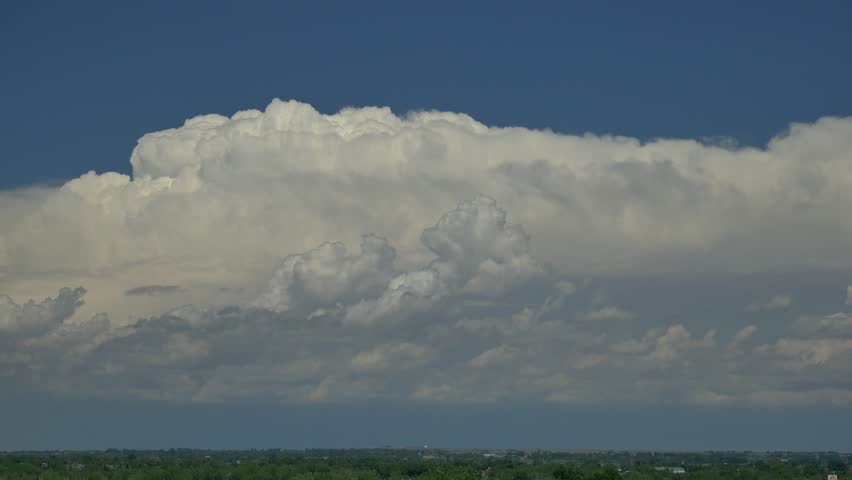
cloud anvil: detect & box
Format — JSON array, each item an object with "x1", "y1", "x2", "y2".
[{"x1": 2, "y1": 100, "x2": 852, "y2": 408}]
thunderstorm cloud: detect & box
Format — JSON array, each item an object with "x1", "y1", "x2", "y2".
[{"x1": 2, "y1": 99, "x2": 852, "y2": 406}]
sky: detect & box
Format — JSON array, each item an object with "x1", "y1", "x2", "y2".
[{"x1": 2, "y1": 1, "x2": 852, "y2": 451}]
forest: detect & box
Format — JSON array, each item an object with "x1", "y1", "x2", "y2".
[{"x1": 0, "y1": 449, "x2": 848, "y2": 480}]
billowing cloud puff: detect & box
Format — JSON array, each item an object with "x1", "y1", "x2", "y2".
[
  {"x1": 2, "y1": 100, "x2": 852, "y2": 322},
  {"x1": 249, "y1": 196, "x2": 542, "y2": 327},
  {"x1": 0, "y1": 287, "x2": 111, "y2": 388},
  {"x1": 2, "y1": 100, "x2": 852, "y2": 408},
  {"x1": 745, "y1": 294, "x2": 792, "y2": 312},
  {"x1": 5, "y1": 276, "x2": 852, "y2": 406},
  {"x1": 256, "y1": 235, "x2": 396, "y2": 314},
  {"x1": 420, "y1": 195, "x2": 542, "y2": 295},
  {"x1": 351, "y1": 342, "x2": 431, "y2": 370},
  {"x1": 343, "y1": 270, "x2": 446, "y2": 326},
  {"x1": 728, "y1": 325, "x2": 758, "y2": 350},
  {"x1": 0, "y1": 198, "x2": 553, "y2": 401},
  {"x1": 645, "y1": 324, "x2": 715, "y2": 364},
  {"x1": 343, "y1": 196, "x2": 542, "y2": 325},
  {"x1": 469, "y1": 344, "x2": 518, "y2": 368},
  {"x1": 789, "y1": 312, "x2": 852, "y2": 339},
  {"x1": 581, "y1": 306, "x2": 635, "y2": 322},
  {"x1": 0, "y1": 287, "x2": 86, "y2": 336}
]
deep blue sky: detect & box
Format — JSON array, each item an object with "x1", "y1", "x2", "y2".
[{"x1": 2, "y1": 1, "x2": 851, "y2": 189}]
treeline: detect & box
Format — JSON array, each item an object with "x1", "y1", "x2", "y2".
[{"x1": 0, "y1": 450, "x2": 847, "y2": 480}]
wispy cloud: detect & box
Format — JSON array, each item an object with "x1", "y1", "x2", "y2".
[
  {"x1": 125, "y1": 285, "x2": 183, "y2": 296},
  {"x1": 745, "y1": 294, "x2": 792, "y2": 312}
]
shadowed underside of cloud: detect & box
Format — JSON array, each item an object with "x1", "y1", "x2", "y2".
[
  {"x1": 1, "y1": 100, "x2": 852, "y2": 407},
  {"x1": 126, "y1": 285, "x2": 183, "y2": 296},
  {"x1": 1, "y1": 197, "x2": 852, "y2": 407}
]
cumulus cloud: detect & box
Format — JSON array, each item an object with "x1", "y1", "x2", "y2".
[
  {"x1": 581, "y1": 306, "x2": 635, "y2": 322},
  {"x1": 644, "y1": 324, "x2": 715, "y2": 364},
  {"x1": 610, "y1": 330, "x2": 658, "y2": 355},
  {"x1": 419, "y1": 195, "x2": 542, "y2": 295},
  {"x1": 6, "y1": 278, "x2": 852, "y2": 407},
  {"x1": 343, "y1": 270, "x2": 446, "y2": 326},
  {"x1": 745, "y1": 294, "x2": 792, "y2": 312},
  {"x1": 342, "y1": 196, "x2": 543, "y2": 326},
  {"x1": 0, "y1": 287, "x2": 111, "y2": 387},
  {"x1": 468, "y1": 345, "x2": 518, "y2": 368},
  {"x1": 0, "y1": 198, "x2": 548, "y2": 401},
  {"x1": 3, "y1": 99, "x2": 852, "y2": 408},
  {"x1": 351, "y1": 342, "x2": 431, "y2": 370},
  {"x1": 2, "y1": 100, "x2": 852, "y2": 323},
  {"x1": 775, "y1": 337, "x2": 852, "y2": 367},
  {"x1": 728, "y1": 325, "x2": 758, "y2": 349},
  {"x1": 789, "y1": 312, "x2": 852, "y2": 338},
  {"x1": 0, "y1": 287, "x2": 86, "y2": 335},
  {"x1": 256, "y1": 235, "x2": 396, "y2": 314}
]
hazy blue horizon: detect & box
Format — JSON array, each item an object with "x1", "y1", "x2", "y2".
[{"x1": 4, "y1": 397, "x2": 852, "y2": 452}]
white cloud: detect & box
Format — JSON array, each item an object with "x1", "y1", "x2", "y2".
[
  {"x1": 789, "y1": 312, "x2": 852, "y2": 338},
  {"x1": 687, "y1": 390, "x2": 737, "y2": 406},
  {"x1": 3, "y1": 100, "x2": 852, "y2": 408},
  {"x1": 342, "y1": 196, "x2": 542, "y2": 326},
  {"x1": 610, "y1": 329, "x2": 660, "y2": 355},
  {"x1": 469, "y1": 345, "x2": 518, "y2": 368},
  {"x1": 554, "y1": 280, "x2": 576, "y2": 295},
  {"x1": 256, "y1": 235, "x2": 396, "y2": 314},
  {"x1": 745, "y1": 294, "x2": 792, "y2": 312},
  {"x1": 775, "y1": 338, "x2": 852, "y2": 366},
  {"x1": 343, "y1": 269, "x2": 445, "y2": 326},
  {"x1": 0, "y1": 287, "x2": 86, "y2": 335},
  {"x1": 420, "y1": 195, "x2": 543, "y2": 295},
  {"x1": 645, "y1": 324, "x2": 715, "y2": 364},
  {"x1": 5, "y1": 279, "x2": 852, "y2": 407},
  {"x1": 729, "y1": 325, "x2": 758, "y2": 349},
  {"x1": 581, "y1": 306, "x2": 635, "y2": 322},
  {"x1": 0, "y1": 287, "x2": 111, "y2": 387},
  {"x1": 351, "y1": 342, "x2": 430, "y2": 370},
  {"x1": 2, "y1": 101, "x2": 852, "y2": 322}
]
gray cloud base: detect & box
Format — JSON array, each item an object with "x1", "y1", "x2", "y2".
[
  {"x1": 125, "y1": 285, "x2": 183, "y2": 296},
  {"x1": 3, "y1": 198, "x2": 852, "y2": 407}
]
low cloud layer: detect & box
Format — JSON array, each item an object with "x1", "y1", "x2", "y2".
[
  {"x1": 2, "y1": 197, "x2": 852, "y2": 406},
  {"x1": 2, "y1": 100, "x2": 852, "y2": 407}
]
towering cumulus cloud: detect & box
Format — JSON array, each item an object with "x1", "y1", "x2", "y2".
[
  {"x1": 256, "y1": 235, "x2": 397, "y2": 314},
  {"x1": 1, "y1": 99, "x2": 852, "y2": 406},
  {"x1": 344, "y1": 196, "x2": 543, "y2": 326}
]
